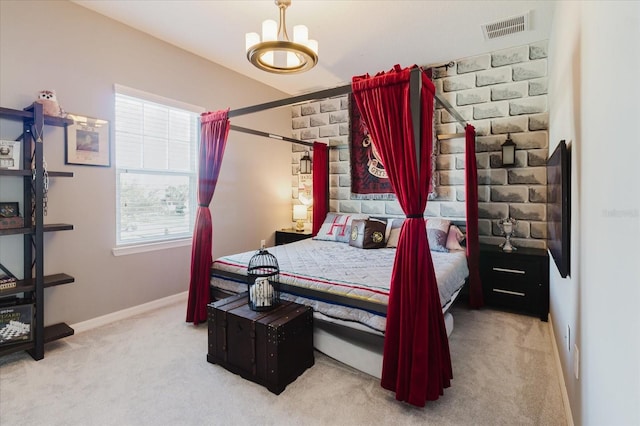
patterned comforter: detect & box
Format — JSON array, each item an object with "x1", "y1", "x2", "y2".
[{"x1": 211, "y1": 239, "x2": 468, "y2": 332}]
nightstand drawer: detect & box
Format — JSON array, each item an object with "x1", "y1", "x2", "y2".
[
  {"x1": 486, "y1": 278, "x2": 539, "y2": 312},
  {"x1": 484, "y1": 258, "x2": 541, "y2": 284},
  {"x1": 485, "y1": 277, "x2": 530, "y2": 296}
]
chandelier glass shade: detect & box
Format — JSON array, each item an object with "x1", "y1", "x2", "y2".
[{"x1": 245, "y1": 0, "x2": 318, "y2": 74}]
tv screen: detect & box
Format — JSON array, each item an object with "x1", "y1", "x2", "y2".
[{"x1": 547, "y1": 140, "x2": 570, "y2": 278}]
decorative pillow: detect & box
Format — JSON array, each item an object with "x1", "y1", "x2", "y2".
[
  {"x1": 314, "y1": 213, "x2": 369, "y2": 243},
  {"x1": 349, "y1": 219, "x2": 386, "y2": 249},
  {"x1": 385, "y1": 218, "x2": 405, "y2": 248},
  {"x1": 446, "y1": 225, "x2": 466, "y2": 251},
  {"x1": 426, "y1": 218, "x2": 451, "y2": 253}
]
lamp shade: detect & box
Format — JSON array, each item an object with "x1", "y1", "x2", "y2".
[
  {"x1": 293, "y1": 25, "x2": 308, "y2": 44},
  {"x1": 293, "y1": 204, "x2": 307, "y2": 220},
  {"x1": 245, "y1": 32, "x2": 260, "y2": 52}
]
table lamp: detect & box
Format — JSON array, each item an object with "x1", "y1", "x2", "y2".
[{"x1": 293, "y1": 205, "x2": 307, "y2": 232}]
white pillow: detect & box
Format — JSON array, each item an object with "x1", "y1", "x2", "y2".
[
  {"x1": 426, "y1": 218, "x2": 451, "y2": 253},
  {"x1": 314, "y1": 213, "x2": 369, "y2": 243},
  {"x1": 385, "y1": 218, "x2": 405, "y2": 248}
]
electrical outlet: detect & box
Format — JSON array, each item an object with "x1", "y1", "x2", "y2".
[
  {"x1": 566, "y1": 324, "x2": 571, "y2": 352},
  {"x1": 260, "y1": 239, "x2": 266, "y2": 248},
  {"x1": 574, "y1": 344, "x2": 580, "y2": 379}
]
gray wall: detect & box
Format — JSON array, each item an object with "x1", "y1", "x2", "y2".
[
  {"x1": 549, "y1": 2, "x2": 640, "y2": 425},
  {"x1": 0, "y1": 0, "x2": 292, "y2": 325}
]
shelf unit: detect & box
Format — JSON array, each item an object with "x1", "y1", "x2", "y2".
[{"x1": 0, "y1": 102, "x2": 75, "y2": 359}]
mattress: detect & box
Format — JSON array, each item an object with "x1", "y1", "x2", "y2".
[{"x1": 211, "y1": 238, "x2": 469, "y2": 333}]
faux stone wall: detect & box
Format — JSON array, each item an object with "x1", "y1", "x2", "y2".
[
  {"x1": 289, "y1": 96, "x2": 351, "y2": 227},
  {"x1": 290, "y1": 94, "x2": 407, "y2": 218},
  {"x1": 291, "y1": 40, "x2": 549, "y2": 249},
  {"x1": 432, "y1": 40, "x2": 549, "y2": 249}
]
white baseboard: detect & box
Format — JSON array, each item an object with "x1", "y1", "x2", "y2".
[
  {"x1": 71, "y1": 291, "x2": 188, "y2": 334},
  {"x1": 548, "y1": 314, "x2": 575, "y2": 426}
]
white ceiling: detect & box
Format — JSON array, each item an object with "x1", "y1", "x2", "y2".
[{"x1": 73, "y1": 0, "x2": 555, "y2": 95}]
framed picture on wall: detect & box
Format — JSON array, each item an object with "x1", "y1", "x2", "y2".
[
  {"x1": 0, "y1": 140, "x2": 21, "y2": 170},
  {"x1": 65, "y1": 113, "x2": 110, "y2": 167}
]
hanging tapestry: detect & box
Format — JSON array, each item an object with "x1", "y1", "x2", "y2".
[
  {"x1": 349, "y1": 94, "x2": 438, "y2": 200},
  {"x1": 349, "y1": 95, "x2": 395, "y2": 200}
]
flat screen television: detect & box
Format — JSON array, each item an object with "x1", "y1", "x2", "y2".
[{"x1": 547, "y1": 140, "x2": 570, "y2": 278}]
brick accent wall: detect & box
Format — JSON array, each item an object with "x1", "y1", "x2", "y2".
[
  {"x1": 291, "y1": 40, "x2": 548, "y2": 250},
  {"x1": 289, "y1": 97, "x2": 350, "y2": 228}
]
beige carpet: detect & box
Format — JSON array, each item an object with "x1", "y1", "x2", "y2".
[{"x1": 0, "y1": 301, "x2": 567, "y2": 425}]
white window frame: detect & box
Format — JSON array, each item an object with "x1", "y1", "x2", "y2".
[{"x1": 112, "y1": 84, "x2": 204, "y2": 255}]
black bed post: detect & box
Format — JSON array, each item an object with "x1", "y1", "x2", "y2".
[{"x1": 409, "y1": 67, "x2": 422, "y2": 173}]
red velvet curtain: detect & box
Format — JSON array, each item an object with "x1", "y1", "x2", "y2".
[
  {"x1": 352, "y1": 65, "x2": 452, "y2": 406},
  {"x1": 464, "y1": 125, "x2": 484, "y2": 308},
  {"x1": 186, "y1": 110, "x2": 230, "y2": 325},
  {"x1": 312, "y1": 142, "x2": 328, "y2": 236}
]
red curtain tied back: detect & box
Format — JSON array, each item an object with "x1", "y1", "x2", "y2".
[
  {"x1": 351, "y1": 65, "x2": 452, "y2": 406},
  {"x1": 186, "y1": 109, "x2": 230, "y2": 325}
]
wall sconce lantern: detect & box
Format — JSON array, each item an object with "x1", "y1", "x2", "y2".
[
  {"x1": 501, "y1": 133, "x2": 516, "y2": 167},
  {"x1": 300, "y1": 150, "x2": 312, "y2": 174}
]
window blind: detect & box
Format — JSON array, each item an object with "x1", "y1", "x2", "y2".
[{"x1": 114, "y1": 86, "x2": 202, "y2": 246}]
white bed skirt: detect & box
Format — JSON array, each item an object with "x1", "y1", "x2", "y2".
[
  {"x1": 314, "y1": 311, "x2": 454, "y2": 379},
  {"x1": 312, "y1": 284, "x2": 461, "y2": 379}
]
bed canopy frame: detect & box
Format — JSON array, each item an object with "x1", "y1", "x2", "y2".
[
  {"x1": 194, "y1": 65, "x2": 482, "y2": 406},
  {"x1": 226, "y1": 67, "x2": 474, "y2": 257},
  {"x1": 227, "y1": 71, "x2": 468, "y2": 146}
]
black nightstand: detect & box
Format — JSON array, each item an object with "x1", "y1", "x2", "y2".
[
  {"x1": 275, "y1": 229, "x2": 313, "y2": 245},
  {"x1": 479, "y1": 244, "x2": 549, "y2": 321}
]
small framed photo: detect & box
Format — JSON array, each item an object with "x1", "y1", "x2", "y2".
[
  {"x1": 0, "y1": 140, "x2": 21, "y2": 170},
  {"x1": 66, "y1": 114, "x2": 110, "y2": 167},
  {"x1": 0, "y1": 202, "x2": 20, "y2": 218}
]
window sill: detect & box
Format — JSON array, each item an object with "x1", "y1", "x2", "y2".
[{"x1": 112, "y1": 238, "x2": 192, "y2": 256}]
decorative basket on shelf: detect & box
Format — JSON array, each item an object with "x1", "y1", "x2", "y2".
[{"x1": 247, "y1": 248, "x2": 280, "y2": 311}]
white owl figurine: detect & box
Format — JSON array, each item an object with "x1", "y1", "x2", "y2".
[{"x1": 36, "y1": 90, "x2": 65, "y2": 117}]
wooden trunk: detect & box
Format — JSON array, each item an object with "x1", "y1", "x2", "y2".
[{"x1": 207, "y1": 293, "x2": 314, "y2": 394}]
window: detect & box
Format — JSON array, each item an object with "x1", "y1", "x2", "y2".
[{"x1": 114, "y1": 85, "x2": 202, "y2": 247}]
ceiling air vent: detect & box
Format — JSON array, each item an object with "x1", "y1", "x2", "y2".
[{"x1": 482, "y1": 11, "x2": 530, "y2": 40}]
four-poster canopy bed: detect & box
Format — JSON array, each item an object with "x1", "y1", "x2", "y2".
[{"x1": 188, "y1": 65, "x2": 483, "y2": 407}]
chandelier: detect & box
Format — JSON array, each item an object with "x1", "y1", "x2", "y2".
[{"x1": 245, "y1": 0, "x2": 318, "y2": 74}]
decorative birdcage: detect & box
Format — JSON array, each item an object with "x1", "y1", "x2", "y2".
[{"x1": 247, "y1": 248, "x2": 280, "y2": 311}]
